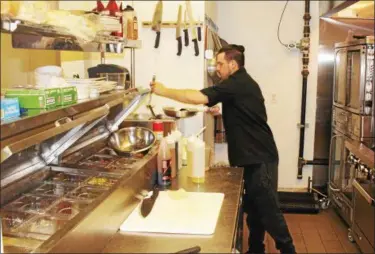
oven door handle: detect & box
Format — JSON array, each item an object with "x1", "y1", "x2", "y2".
[
  {"x1": 353, "y1": 179, "x2": 375, "y2": 207},
  {"x1": 328, "y1": 134, "x2": 343, "y2": 190}
]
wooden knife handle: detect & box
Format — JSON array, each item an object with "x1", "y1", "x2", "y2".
[
  {"x1": 183, "y1": 29, "x2": 189, "y2": 46},
  {"x1": 197, "y1": 27, "x2": 202, "y2": 41},
  {"x1": 177, "y1": 37, "x2": 182, "y2": 56},
  {"x1": 175, "y1": 246, "x2": 201, "y2": 253},
  {"x1": 192, "y1": 39, "x2": 199, "y2": 56},
  {"x1": 154, "y1": 31, "x2": 161, "y2": 48}
]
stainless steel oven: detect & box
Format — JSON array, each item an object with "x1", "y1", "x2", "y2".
[
  {"x1": 343, "y1": 140, "x2": 374, "y2": 252},
  {"x1": 329, "y1": 130, "x2": 354, "y2": 226},
  {"x1": 333, "y1": 36, "x2": 374, "y2": 116},
  {"x1": 332, "y1": 105, "x2": 375, "y2": 149},
  {"x1": 350, "y1": 147, "x2": 374, "y2": 253}
]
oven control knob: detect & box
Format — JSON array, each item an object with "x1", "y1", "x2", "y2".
[
  {"x1": 365, "y1": 92, "x2": 372, "y2": 101},
  {"x1": 365, "y1": 106, "x2": 372, "y2": 115},
  {"x1": 366, "y1": 82, "x2": 373, "y2": 92}
]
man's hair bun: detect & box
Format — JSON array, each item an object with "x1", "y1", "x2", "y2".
[
  {"x1": 228, "y1": 44, "x2": 245, "y2": 53},
  {"x1": 237, "y1": 45, "x2": 245, "y2": 53}
]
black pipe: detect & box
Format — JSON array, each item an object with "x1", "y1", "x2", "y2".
[
  {"x1": 297, "y1": 0, "x2": 311, "y2": 179},
  {"x1": 305, "y1": 159, "x2": 329, "y2": 166}
]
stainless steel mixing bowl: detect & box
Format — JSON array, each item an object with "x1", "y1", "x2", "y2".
[{"x1": 109, "y1": 127, "x2": 156, "y2": 155}]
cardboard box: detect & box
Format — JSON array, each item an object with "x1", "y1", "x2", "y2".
[
  {"x1": 5, "y1": 87, "x2": 61, "y2": 109},
  {"x1": 1, "y1": 98, "x2": 21, "y2": 120},
  {"x1": 60, "y1": 86, "x2": 78, "y2": 106}
]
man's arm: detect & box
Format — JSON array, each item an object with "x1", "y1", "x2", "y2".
[
  {"x1": 162, "y1": 88, "x2": 209, "y2": 105},
  {"x1": 151, "y1": 82, "x2": 209, "y2": 105}
]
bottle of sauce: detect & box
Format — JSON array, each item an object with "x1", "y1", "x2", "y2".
[
  {"x1": 166, "y1": 135, "x2": 176, "y2": 178},
  {"x1": 132, "y1": 12, "x2": 138, "y2": 40},
  {"x1": 123, "y1": 5, "x2": 135, "y2": 40},
  {"x1": 173, "y1": 129, "x2": 183, "y2": 170},
  {"x1": 157, "y1": 138, "x2": 171, "y2": 186},
  {"x1": 153, "y1": 121, "x2": 164, "y2": 141}
]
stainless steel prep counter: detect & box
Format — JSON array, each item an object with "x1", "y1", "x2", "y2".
[{"x1": 102, "y1": 166, "x2": 244, "y2": 253}]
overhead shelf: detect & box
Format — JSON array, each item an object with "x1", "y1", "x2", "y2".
[{"x1": 1, "y1": 15, "x2": 142, "y2": 52}]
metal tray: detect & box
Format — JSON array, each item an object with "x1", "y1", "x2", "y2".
[{"x1": 3, "y1": 194, "x2": 59, "y2": 214}]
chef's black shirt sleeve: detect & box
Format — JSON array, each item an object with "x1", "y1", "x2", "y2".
[{"x1": 200, "y1": 79, "x2": 239, "y2": 107}]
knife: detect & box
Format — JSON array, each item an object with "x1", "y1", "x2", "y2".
[
  {"x1": 151, "y1": 0, "x2": 163, "y2": 48},
  {"x1": 183, "y1": 9, "x2": 189, "y2": 47},
  {"x1": 176, "y1": 5, "x2": 183, "y2": 56},
  {"x1": 197, "y1": 16, "x2": 202, "y2": 42},
  {"x1": 140, "y1": 185, "x2": 159, "y2": 218},
  {"x1": 175, "y1": 246, "x2": 201, "y2": 253},
  {"x1": 185, "y1": 0, "x2": 199, "y2": 56}
]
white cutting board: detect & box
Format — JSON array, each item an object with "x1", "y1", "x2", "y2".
[{"x1": 120, "y1": 189, "x2": 225, "y2": 235}]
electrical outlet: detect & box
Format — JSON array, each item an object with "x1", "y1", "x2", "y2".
[{"x1": 271, "y1": 94, "x2": 277, "y2": 104}]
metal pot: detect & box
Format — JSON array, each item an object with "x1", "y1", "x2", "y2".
[{"x1": 108, "y1": 127, "x2": 156, "y2": 155}]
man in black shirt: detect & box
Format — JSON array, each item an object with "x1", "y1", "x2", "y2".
[{"x1": 150, "y1": 45, "x2": 296, "y2": 254}]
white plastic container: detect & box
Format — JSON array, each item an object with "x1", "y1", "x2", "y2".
[{"x1": 34, "y1": 65, "x2": 63, "y2": 87}]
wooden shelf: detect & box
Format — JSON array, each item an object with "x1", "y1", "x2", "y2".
[{"x1": 142, "y1": 21, "x2": 203, "y2": 28}]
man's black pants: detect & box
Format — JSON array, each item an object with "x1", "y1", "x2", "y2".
[{"x1": 243, "y1": 162, "x2": 296, "y2": 254}]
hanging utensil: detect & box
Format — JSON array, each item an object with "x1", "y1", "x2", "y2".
[
  {"x1": 185, "y1": 0, "x2": 199, "y2": 56},
  {"x1": 197, "y1": 16, "x2": 202, "y2": 42},
  {"x1": 183, "y1": 9, "x2": 189, "y2": 47},
  {"x1": 146, "y1": 75, "x2": 158, "y2": 118},
  {"x1": 151, "y1": 0, "x2": 163, "y2": 48},
  {"x1": 176, "y1": 5, "x2": 183, "y2": 56}
]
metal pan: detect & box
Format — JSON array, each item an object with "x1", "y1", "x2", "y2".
[{"x1": 162, "y1": 107, "x2": 203, "y2": 119}]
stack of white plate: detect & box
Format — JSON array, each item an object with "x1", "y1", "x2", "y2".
[
  {"x1": 65, "y1": 78, "x2": 117, "y2": 100},
  {"x1": 98, "y1": 15, "x2": 122, "y2": 35}
]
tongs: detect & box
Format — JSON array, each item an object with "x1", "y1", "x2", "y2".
[{"x1": 147, "y1": 75, "x2": 163, "y2": 119}]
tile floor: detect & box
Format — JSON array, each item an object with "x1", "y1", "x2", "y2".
[
  {"x1": 242, "y1": 209, "x2": 360, "y2": 253},
  {"x1": 214, "y1": 144, "x2": 360, "y2": 253}
]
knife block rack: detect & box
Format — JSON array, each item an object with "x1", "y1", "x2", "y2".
[{"x1": 142, "y1": 21, "x2": 203, "y2": 28}]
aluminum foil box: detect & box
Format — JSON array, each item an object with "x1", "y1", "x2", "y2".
[
  {"x1": 0, "y1": 98, "x2": 20, "y2": 120},
  {"x1": 61, "y1": 86, "x2": 78, "y2": 106},
  {"x1": 5, "y1": 87, "x2": 61, "y2": 109}
]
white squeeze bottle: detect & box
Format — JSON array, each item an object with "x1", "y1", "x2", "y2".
[
  {"x1": 186, "y1": 135, "x2": 197, "y2": 177},
  {"x1": 191, "y1": 137, "x2": 206, "y2": 184},
  {"x1": 181, "y1": 137, "x2": 188, "y2": 166},
  {"x1": 166, "y1": 135, "x2": 177, "y2": 178},
  {"x1": 157, "y1": 138, "x2": 172, "y2": 186}
]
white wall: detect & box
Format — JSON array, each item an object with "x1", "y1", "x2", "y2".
[
  {"x1": 130, "y1": 1, "x2": 205, "y2": 137},
  {"x1": 216, "y1": 1, "x2": 319, "y2": 189},
  {"x1": 59, "y1": 0, "x2": 205, "y2": 137}
]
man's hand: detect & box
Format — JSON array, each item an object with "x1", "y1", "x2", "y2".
[
  {"x1": 206, "y1": 106, "x2": 221, "y2": 116},
  {"x1": 150, "y1": 81, "x2": 166, "y2": 96}
]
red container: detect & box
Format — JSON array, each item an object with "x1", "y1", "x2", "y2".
[{"x1": 153, "y1": 121, "x2": 164, "y2": 140}]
